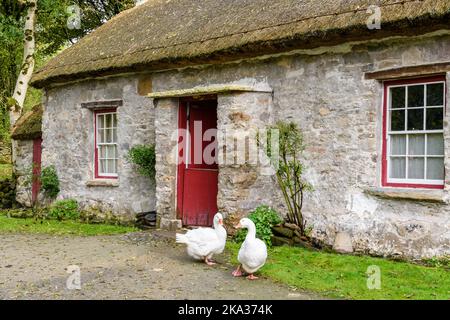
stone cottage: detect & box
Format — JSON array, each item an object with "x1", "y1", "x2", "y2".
[
  {"x1": 28, "y1": 0, "x2": 449, "y2": 258},
  {"x1": 11, "y1": 104, "x2": 43, "y2": 207}
]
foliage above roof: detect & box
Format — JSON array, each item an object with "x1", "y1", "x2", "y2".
[
  {"x1": 31, "y1": 0, "x2": 450, "y2": 88},
  {"x1": 11, "y1": 104, "x2": 43, "y2": 140}
]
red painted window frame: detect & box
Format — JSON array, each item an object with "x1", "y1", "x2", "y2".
[
  {"x1": 94, "y1": 108, "x2": 118, "y2": 180},
  {"x1": 381, "y1": 75, "x2": 446, "y2": 189}
]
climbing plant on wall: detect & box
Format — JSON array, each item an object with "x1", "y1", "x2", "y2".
[{"x1": 262, "y1": 121, "x2": 313, "y2": 237}]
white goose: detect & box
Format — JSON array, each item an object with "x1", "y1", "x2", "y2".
[
  {"x1": 175, "y1": 213, "x2": 227, "y2": 265},
  {"x1": 232, "y1": 218, "x2": 267, "y2": 280}
]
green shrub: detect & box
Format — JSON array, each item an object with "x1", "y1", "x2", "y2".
[
  {"x1": 41, "y1": 165, "x2": 59, "y2": 198},
  {"x1": 48, "y1": 199, "x2": 79, "y2": 221},
  {"x1": 127, "y1": 144, "x2": 156, "y2": 179},
  {"x1": 234, "y1": 205, "x2": 282, "y2": 247}
]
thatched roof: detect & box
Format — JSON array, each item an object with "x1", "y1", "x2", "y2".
[
  {"x1": 11, "y1": 104, "x2": 43, "y2": 140},
  {"x1": 31, "y1": 0, "x2": 450, "y2": 88}
]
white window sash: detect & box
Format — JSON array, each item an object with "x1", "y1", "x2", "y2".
[
  {"x1": 96, "y1": 112, "x2": 118, "y2": 177},
  {"x1": 386, "y1": 80, "x2": 445, "y2": 185}
]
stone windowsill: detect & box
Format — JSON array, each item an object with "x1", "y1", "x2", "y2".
[
  {"x1": 86, "y1": 179, "x2": 119, "y2": 187},
  {"x1": 364, "y1": 187, "x2": 445, "y2": 203}
]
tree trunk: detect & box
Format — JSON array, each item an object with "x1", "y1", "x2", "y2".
[{"x1": 10, "y1": 0, "x2": 37, "y2": 127}]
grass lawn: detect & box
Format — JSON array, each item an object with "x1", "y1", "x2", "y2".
[
  {"x1": 227, "y1": 242, "x2": 450, "y2": 300},
  {"x1": 0, "y1": 163, "x2": 12, "y2": 180},
  {"x1": 0, "y1": 215, "x2": 137, "y2": 236}
]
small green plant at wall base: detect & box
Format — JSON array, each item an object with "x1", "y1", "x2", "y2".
[
  {"x1": 41, "y1": 165, "x2": 59, "y2": 198},
  {"x1": 234, "y1": 205, "x2": 282, "y2": 247},
  {"x1": 127, "y1": 144, "x2": 156, "y2": 179},
  {"x1": 48, "y1": 199, "x2": 79, "y2": 221}
]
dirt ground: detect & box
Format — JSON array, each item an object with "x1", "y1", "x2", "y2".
[{"x1": 0, "y1": 231, "x2": 320, "y2": 300}]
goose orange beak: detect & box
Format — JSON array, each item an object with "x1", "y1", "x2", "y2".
[
  {"x1": 234, "y1": 222, "x2": 242, "y2": 229},
  {"x1": 219, "y1": 219, "x2": 223, "y2": 225}
]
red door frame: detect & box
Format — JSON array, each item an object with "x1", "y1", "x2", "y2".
[
  {"x1": 176, "y1": 100, "x2": 188, "y2": 220},
  {"x1": 176, "y1": 96, "x2": 218, "y2": 224},
  {"x1": 32, "y1": 137, "x2": 42, "y2": 204}
]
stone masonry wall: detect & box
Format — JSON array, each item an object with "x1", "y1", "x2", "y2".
[
  {"x1": 154, "y1": 98, "x2": 180, "y2": 230},
  {"x1": 150, "y1": 32, "x2": 450, "y2": 258},
  {"x1": 217, "y1": 92, "x2": 285, "y2": 223},
  {"x1": 42, "y1": 76, "x2": 155, "y2": 222},
  {"x1": 14, "y1": 139, "x2": 33, "y2": 207}
]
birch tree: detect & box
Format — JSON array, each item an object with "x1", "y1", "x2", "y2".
[{"x1": 9, "y1": 0, "x2": 36, "y2": 127}]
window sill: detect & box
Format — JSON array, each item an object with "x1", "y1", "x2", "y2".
[
  {"x1": 364, "y1": 187, "x2": 445, "y2": 203},
  {"x1": 86, "y1": 179, "x2": 119, "y2": 187}
]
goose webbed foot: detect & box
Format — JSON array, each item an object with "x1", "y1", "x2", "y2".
[
  {"x1": 204, "y1": 257, "x2": 216, "y2": 266},
  {"x1": 246, "y1": 274, "x2": 259, "y2": 280},
  {"x1": 232, "y1": 265, "x2": 243, "y2": 277}
]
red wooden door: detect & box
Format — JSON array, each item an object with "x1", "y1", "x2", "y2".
[
  {"x1": 32, "y1": 138, "x2": 42, "y2": 204},
  {"x1": 177, "y1": 99, "x2": 218, "y2": 226}
]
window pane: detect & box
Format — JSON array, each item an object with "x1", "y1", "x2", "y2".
[
  {"x1": 390, "y1": 110, "x2": 405, "y2": 131},
  {"x1": 408, "y1": 157, "x2": 424, "y2": 179},
  {"x1": 99, "y1": 159, "x2": 106, "y2": 174},
  {"x1": 107, "y1": 145, "x2": 116, "y2": 159},
  {"x1": 426, "y1": 108, "x2": 443, "y2": 130},
  {"x1": 390, "y1": 87, "x2": 405, "y2": 109},
  {"x1": 100, "y1": 145, "x2": 106, "y2": 158},
  {"x1": 98, "y1": 115, "x2": 105, "y2": 129},
  {"x1": 427, "y1": 83, "x2": 444, "y2": 106},
  {"x1": 427, "y1": 134, "x2": 444, "y2": 155},
  {"x1": 408, "y1": 85, "x2": 424, "y2": 108},
  {"x1": 390, "y1": 135, "x2": 406, "y2": 155},
  {"x1": 112, "y1": 114, "x2": 117, "y2": 127},
  {"x1": 107, "y1": 159, "x2": 116, "y2": 174},
  {"x1": 105, "y1": 114, "x2": 113, "y2": 128},
  {"x1": 408, "y1": 135, "x2": 425, "y2": 155},
  {"x1": 407, "y1": 109, "x2": 423, "y2": 131},
  {"x1": 98, "y1": 129, "x2": 105, "y2": 143},
  {"x1": 390, "y1": 157, "x2": 406, "y2": 179},
  {"x1": 113, "y1": 127, "x2": 117, "y2": 143},
  {"x1": 427, "y1": 158, "x2": 444, "y2": 180},
  {"x1": 105, "y1": 129, "x2": 113, "y2": 143}
]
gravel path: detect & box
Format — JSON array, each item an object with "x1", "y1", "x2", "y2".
[{"x1": 0, "y1": 231, "x2": 320, "y2": 300}]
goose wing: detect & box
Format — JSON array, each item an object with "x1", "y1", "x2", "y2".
[{"x1": 185, "y1": 227, "x2": 220, "y2": 257}]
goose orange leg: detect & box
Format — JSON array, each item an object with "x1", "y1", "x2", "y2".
[
  {"x1": 204, "y1": 257, "x2": 216, "y2": 266},
  {"x1": 246, "y1": 274, "x2": 259, "y2": 280},
  {"x1": 232, "y1": 265, "x2": 243, "y2": 277}
]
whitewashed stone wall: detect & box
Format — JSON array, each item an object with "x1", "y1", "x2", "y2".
[
  {"x1": 154, "y1": 98, "x2": 180, "y2": 230},
  {"x1": 149, "y1": 33, "x2": 450, "y2": 258},
  {"x1": 217, "y1": 92, "x2": 284, "y2": 222},
  {"x1": 14, "y1": 139, "x2": 34, "y2": 206},
  {"x1": 42, "y1": 76, "x2": 155, "y2": 222}
]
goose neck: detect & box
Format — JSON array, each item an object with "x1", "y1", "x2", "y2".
[{"x1": 245, "y1": 224, "x2": 257, "y2": 240}]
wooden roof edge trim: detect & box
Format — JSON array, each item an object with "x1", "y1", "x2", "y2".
[
  {"x1": 81, "y1": 99, "x2": 124, "y2": 109},
  {"x1": 365, "y1": 62, "x2": 450, "y2": 80},
  {"x1": 148, "y1": 83, "x2": 273, "y2": 99}
]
